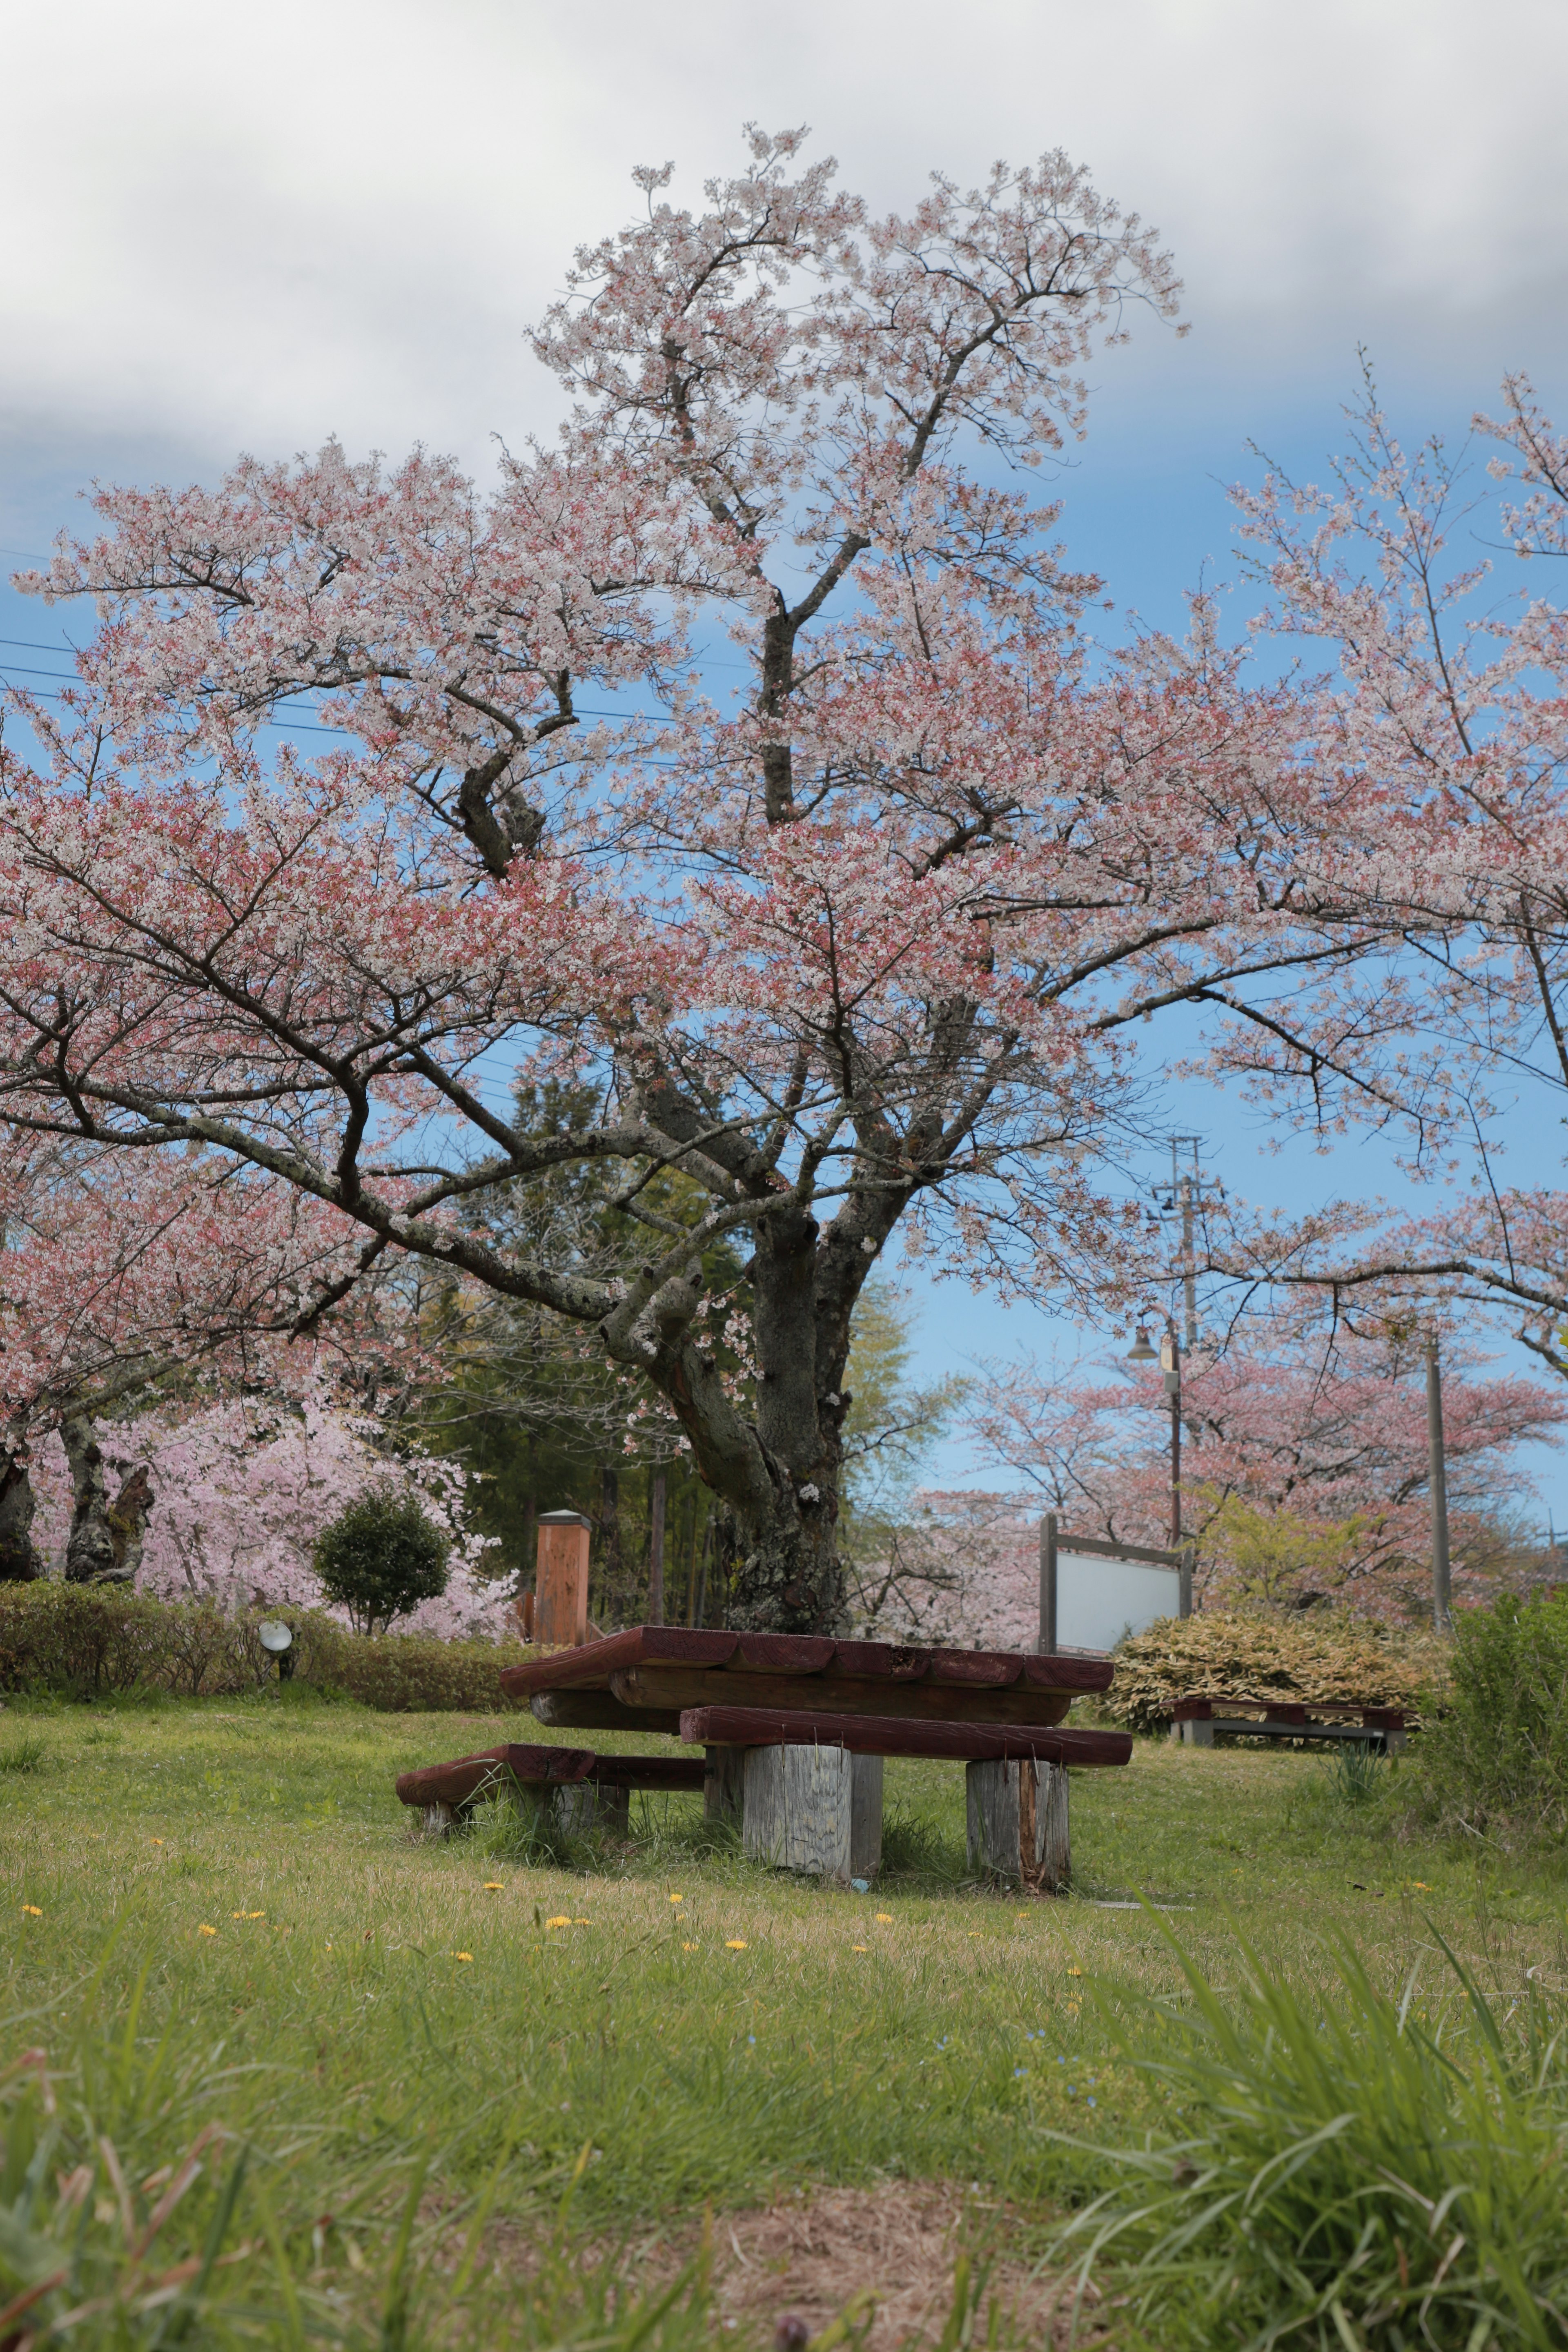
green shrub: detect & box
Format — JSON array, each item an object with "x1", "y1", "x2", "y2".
[
  {"x1": 1104, "y1": 1608, "x2": 1442, "y2": 1734},
  {"x1": 0, "y1": 1580, "x2": 529, "y2": 1710},
  {"x1": 323, "y1": 1628, "x2": 527, "y2": 1712},
  {"x1": 1056, "y1": 1923, "x2": 1568, "y2": 2350},
  {"x1": 1418, "y1": 1587, "x2": 1568, "y2": 1842},
  {"x1": 312, "y1": 1490, "x2": 450, "y2": 1633}
]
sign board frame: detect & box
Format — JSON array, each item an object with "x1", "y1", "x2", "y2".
[{"x1": 1038, "y1": 1512, "x2": 1192, "y2": 1655}]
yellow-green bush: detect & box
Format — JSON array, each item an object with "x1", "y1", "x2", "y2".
[{"x1": 1103, "y1": 1608, "x2": 1444, "y2": 1734}]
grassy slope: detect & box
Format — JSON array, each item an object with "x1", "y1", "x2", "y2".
[{"x1": 1, "y1": 1691, "x2": 1564, "y2": 2337}]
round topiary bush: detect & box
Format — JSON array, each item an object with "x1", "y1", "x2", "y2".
[{"x1": 312, "y1": 1491, "x2": 450, "y2": 1635}]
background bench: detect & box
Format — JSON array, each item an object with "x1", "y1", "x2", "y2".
[{"x1": 1171, "y1": 1699, "x2": 1407, "y2": 1753}]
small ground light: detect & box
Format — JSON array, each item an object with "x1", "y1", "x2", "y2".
[{"x1": 258, "y1": 1620, "x2": 294, "y2": 1680}]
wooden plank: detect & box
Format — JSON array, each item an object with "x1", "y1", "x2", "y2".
[
  {"x1": 500, "y1": 1625, "x2": 1114, "y2": 1703},
  {"x1": 587, "y1": 1756, "x2": 706, "y2": 1792},
  {"x1": 394, "y1": 1745, "x2": 597, "y2": 1808},
  {"x1": 499, "y1": 1626, "x2": 737, "y2": 1699},
  {"x1": 609, "y1": 1664, "x2": 1075, "y2": 1727},
  {"x1": 529, "y1": 1691, "x2": 684, "y2": 1735},
  {"x1": 679, "y1": 1706, "x2": 1131, "y2": 1767},
  {"x1": 731, "y1": 1634, "x2": 837, "y2": 1674}
]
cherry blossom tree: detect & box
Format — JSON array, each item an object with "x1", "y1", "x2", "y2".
[
  {"x1": 22, "y1": 1386, "x2": 508, "y2": 1634},
  {"x1": 0, "y1": 130, "x2": 1396, "y2": 1633},
  {"x1": 965, "y1": 1323, "x2": 1567, "y2": 1616},
  {"x1": 0, "y1": 1137, "x2": 407, "y2": 1583},
  {"x1": 1188, "y1": 371, "x2": 1568, "y2": 1365}
]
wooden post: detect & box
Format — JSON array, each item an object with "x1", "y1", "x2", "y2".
[
  {"x1": 741, "y1": 1745, "x2": 882, "y2": 1885},
  {"x1": 547, "y1": 1782, "x2": 630, "y2": 1838},
  {"x1": 965, "y1": 1757, "x2": 1069, "y2": 1894},
  {"x1": 1038, "y1": 1512, "x2": 1057, "y2": 1653},
  {"x1": 535, "y1": 1511, "x2": 591, "y2": 1646},
  {"x1": 649, "y1": 1466, "x2": 666, "y2": 1626},
  {"x1": 419, "y1": 1800, "x2": 457, "y2": 1840},
  {"x1": 703, "y1": 1743, "x2": 746, "y2": 1827}
]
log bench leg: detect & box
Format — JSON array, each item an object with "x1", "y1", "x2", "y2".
[
  {"x1": 1179, "y1": 1717, "x2": 1214, "y2": 1747},
  {"x1": 547, "y1": 1782, "x2": 631, "y2": 1838},
  {"x1": 419, "y1": 1800, "x2": 457, "y2": 1840},
  {"x1": 704, "y1": 1743, "x2": 746, "y2": 1829},
  {"x1": 966, "y1": 1757, "x2": 1069, "y2": 1895},
  {"x1": 742, "y1": 1745, "x2": 882, "y2": 1886}
]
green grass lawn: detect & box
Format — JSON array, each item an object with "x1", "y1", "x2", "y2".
[{"x1": 1, "y1": 1690, "x2": 1564, "y2": 2348}]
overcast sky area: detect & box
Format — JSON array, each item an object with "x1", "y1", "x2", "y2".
[{"x1": 4, "y1": 0, "x2": 1567, "y2": 1510}]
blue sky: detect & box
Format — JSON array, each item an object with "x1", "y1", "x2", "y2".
[{"x1": 4, "y1": 0, "x2": 1567, "y2": 1515}]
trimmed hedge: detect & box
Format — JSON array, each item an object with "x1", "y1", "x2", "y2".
[
  {"x1": 1102, "y1": 1608, "x2": 1445, "y2": 1735},
  {"x1": 0, "y1": 1580, "x2": 530, "y2": 1711}
]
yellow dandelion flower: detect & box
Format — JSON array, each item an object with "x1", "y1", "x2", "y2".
[
  {"x1": 725, "y1": 1939, "x2": 748, "y2": 1951},
  {"x1": 198, "y1": 1924, "x2": 217, "y2": 1937},
  {"x1": 20, "y1": 1904, "x2": 41, "y2": 1918},
  {"x1": 875, "y1": 1912, "x2": 893, "y2": 1923},
  {"x1": 232, "y1": 1910, "x2": 264, "y2": 1920},
  {"x1": 453, "y1": 1952, "x2": 474, "y2": 1963},
  {"x1": 545, "y1": 1915, "x2": 570, "y2": 1929},
  {"x1": 668, "y1": 1892, "x2": 684, "y2": 1904},
  {"x1": 1410, "y1": 1881, "x2": 1432, "y2": 1891},
  {"x1": 852, "y1": 1943, "x2": 868, "y2": 1953},
  {"x1": 151, "y1": 1838, "x2": 164, "y2": 1847},
  {"x1": 575, "y1": 1918, "x2": 590, "y2": 1926},
  {"x1": 682, "y1": 1941, "x2": 698, "y2": 1950},
  {"x1": 1067, "y1": 1967, "x2": 1083, "y2": 1977},
  {"x1": 484, "y1": 1882, "x2": 504, "y2": 1891}
]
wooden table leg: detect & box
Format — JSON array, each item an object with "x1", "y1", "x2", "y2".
[
  {"x1": 741, "y1": 1745, "x2": 882, "y2": 1886},
  {"x1": 704, "y1": 1744, "x2": 745, "y2": 1828},
  {"x1": 966, "y1": 1758, "x2": 1069, "y2": 1895}
]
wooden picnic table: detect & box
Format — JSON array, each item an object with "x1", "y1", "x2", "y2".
[{"x1": 499, "y1": 1627, "x2": 1129, "y2": 1894}]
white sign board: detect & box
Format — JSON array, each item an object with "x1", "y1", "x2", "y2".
[{"x1": 1054, "y1": 1549, "x2": 1183, "y2": 1653}]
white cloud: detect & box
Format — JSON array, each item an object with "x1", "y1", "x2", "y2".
[{"x1": 0, "y1": 0, "x2": 1563, "y2": 474}]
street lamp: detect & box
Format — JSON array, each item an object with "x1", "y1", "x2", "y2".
[{"x1": 1129, "y1": 1322, "x2": 1183, "y2": 1547}]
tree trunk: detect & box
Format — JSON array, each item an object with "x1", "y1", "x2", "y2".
[
  {"x1": 60, "y1": 1416, "x2": 154, "y2": 1585},
  {"x1": 648, "y1": 1466, "x2": 666, "y2": 1625},
  {"x1": 0, "y1": 1442, "x2": 42, "y2": 1583},
  {"x1": 599, "y1": 1461, "x2": 621, "y2": 1614}
]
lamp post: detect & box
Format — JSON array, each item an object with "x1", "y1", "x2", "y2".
[{"x1": 1129, "y1": 1323, "x2": 1183, "y2": 1548}]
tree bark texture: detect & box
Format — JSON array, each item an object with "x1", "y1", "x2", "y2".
[
  {"x1": 0, "y1": 1445, "x2": 42, "y2": 1582},
  {"x1": 60, "y1": 1416, "x2": 154, "y2": 1586}
]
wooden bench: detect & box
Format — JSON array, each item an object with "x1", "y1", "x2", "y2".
[
  {"x1": 497, "y1": 1629, "x2": 1132, "y2": 1897},
  {"x1": 1171, "y1": 1699, "x2": 1407, "y2": 1753},
  {"x1": 394, "y1": 1744, "x2": 707, "y2": 1838},
  {"x1": 679, "y1": 1706, "x2": 1133, "y2": 1894}
]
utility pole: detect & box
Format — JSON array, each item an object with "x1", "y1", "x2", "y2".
[
  {"x1": 1161, "y1": 1138, "x2": 1219, "y2": 1445},
  {"x1": 1161, "y1": 1327, "x2": 1182, "y2": 1548},
  {"x1": 1128, "y1": 1323, "x2": 1183, "y2": 1547},
  {"x1": 1425, "y1": 1336, "x2": 1452, "y2": 1631}
]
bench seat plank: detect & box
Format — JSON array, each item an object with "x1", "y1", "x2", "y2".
[
  {"x1": 678, "y1": 1706, "x2": 1131, "y2": 1768},
  {"x1": 395, "y1": 1746, "x2": 708, "y2": 1810},
  {"x1": 395, "y1": 1744, "x2": 597, "y2": 1808}
]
